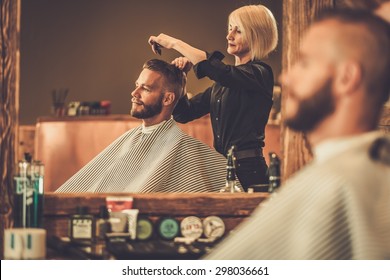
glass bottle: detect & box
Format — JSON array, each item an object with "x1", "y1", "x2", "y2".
[
  {"x1": 13, "y1": 158, "x2": 31, "y2": 228},
  {"x1": 220, "y1": 146, "x2": 244, "y2": 193},
  {"x1": 95, "y1": 205, "x2": 111, "y2": 242},
  {"x1": 30, "y1": 160, "x2": 44, "y2": 228},
  {"x1": 14, "y1": 154, "x2": 45, "y2": 228},
  {"x1": 69, "y1": 206, "x2": 95, "y2": 244},
  {"x1": 268, "y1": 152, "x2": 281, "y2": 193}
]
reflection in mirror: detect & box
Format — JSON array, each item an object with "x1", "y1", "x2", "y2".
[
  {"x1": 20, "y1": 0, "x2": 282, "y2": 125},
  {"x1": 19, "y1": 0, "x2": 283, "y2": 193},
  {"x1": 36, "y1": 115, "x2": 218, "y2": 192},
  {"x1": 44, "y1": 193, "x2": 269, "y2": 237}
]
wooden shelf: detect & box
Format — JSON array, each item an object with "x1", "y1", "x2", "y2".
[{"x1": 44, "y1": 192, "x2": 270, "y2": 239}]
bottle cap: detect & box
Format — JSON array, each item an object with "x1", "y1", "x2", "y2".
[
  {"x1": 180, "y1": 216, "x2": 203, "y2": 239},
  {"x1": 98, "y1": 206, "x2": 109, "y2": 219},
  {"x1": 24, "y1": 153, "x2": 32, "y2": 163}
]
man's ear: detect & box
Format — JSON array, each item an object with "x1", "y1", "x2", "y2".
[
  {"x1": 334, "y1": 61, "x2": 362, "y2": 97},
  {"x1": 163, "y1": 91, "x2": 175, "y2": 106}
]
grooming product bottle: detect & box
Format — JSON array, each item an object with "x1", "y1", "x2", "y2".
[
  {"x1": 268, "y1": 152, "x2": 281, "y2": 193},
  {"x1": 220, "y1": 145, "x2": 244, "y2": 193},
  {"x1": 95, "y1": 205, "x2": 111, "y2": 241},
  {"x1": 30, "y1": 160, "x2": 44, "y2": 228},
  {"x1": 69, "y1": 206, "x2": 95, "y2": 243}
]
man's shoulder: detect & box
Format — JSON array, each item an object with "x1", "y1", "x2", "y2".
[
  {"x1": 278, "y1": 132, "x2": 387, "y2": 186},
  {"x1": 332, "y1": 133, "x2": 390, "y2": 169},
  {"x1": 286, "y1": 133, "x2": 390, "y2": 195}
]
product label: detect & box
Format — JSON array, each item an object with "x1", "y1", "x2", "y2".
[
  {"x1": 159, "y1": 218, "x2": 179, "y2": 240},
  {"x1": 180, "y1": 216, "x2": 203, "y2": 239},
  {"x1": 13, "y1": 177, "x2": 36, "y2": 227},
  {"x1": 137, "y1": 218, "x2": 153, "y2": 240},
  {"x1": 72, "y1": 219, "x2": 93, "y2": 239},
  {"x1": 106, "y1": 197, "x2": 133, "y2": 212},
  {"x1": 203, "y1": 216, "x2": 225, "y2": 239}
]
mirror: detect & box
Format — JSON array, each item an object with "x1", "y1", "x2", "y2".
[
  {"x1": 20, "y1": 0, "x2": 282, "y2": 124},
  {"x1": 19, "y1": 0, "x2": 283, "y2": 192},
  {"x1": 44, "y1": 192, "x2": 269, "y2": 237}
]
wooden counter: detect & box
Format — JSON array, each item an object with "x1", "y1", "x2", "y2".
[{"x1": 44, "y1": 192, "x2": 269, "y2": 239}]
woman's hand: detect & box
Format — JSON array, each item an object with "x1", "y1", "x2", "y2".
[
  {"x1": 148, "y1": 33, "x2": 206, "y2": 65},
  {"x1": 172, "y1": 57, "x2": 193, "y2": 74},
  {"x1": 148, "y1": 33, "x2": 179, "y2": 55}
]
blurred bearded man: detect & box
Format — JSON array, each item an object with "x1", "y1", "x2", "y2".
[{"x1": 205, "y1": 9, "x2": 390, "y2": 259}]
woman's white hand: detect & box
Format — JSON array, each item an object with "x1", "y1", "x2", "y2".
[
  {"x1": 172, "y1": 57, "x2": 193, "y2": 73},
  {"x1": 148, "y1": 33, "x2": 178, "y2": 54},
  {"x1": 148, "y1": 33, "x2": 206, "y2": 65}
]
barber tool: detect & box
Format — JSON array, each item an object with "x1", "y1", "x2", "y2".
[
  {"x1": 268, "y1": 152, "x2": 281, "y2": 193},
  {"x1": 151, "y1": 41, "x2": 162, "y2": 55},
  {"x1": 220, "y1": 145, "x2": 244, "y2": 193},
  {"x1": 13, "y1": 154, "x2": 45, "y2": 228}
]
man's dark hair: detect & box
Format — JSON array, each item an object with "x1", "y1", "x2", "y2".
[
  {"x1": 315, "y1": 8, "x2": 390, "y2": 103},
  {"x1": 143, "y1": 59, "x2": 186, "y2": 104}
]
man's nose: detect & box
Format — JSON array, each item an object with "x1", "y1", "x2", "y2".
[{"x1": 131, "y1": 88, "x2": 140, "y2": 98}]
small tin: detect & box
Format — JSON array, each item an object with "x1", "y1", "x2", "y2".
[
  {"x1": 156, "y1": 217, "x2": 180, "y2": 240},
  {"x1": 136, "y1": 217, "x2": 154, "y2": 241},
  {"x1": 203, "y1": 216, "x2": 225, "y2": 239},
  {"x1": 180, "y1": 216, "x2": 203, "y2": 239}
]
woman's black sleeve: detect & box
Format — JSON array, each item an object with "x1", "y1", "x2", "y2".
[
  {"x1": 194, "y1": 51, "x2": 273, "y2": 95},
  {"x1": 172, "y1": 86, "x2": 212, "y2": 123}
]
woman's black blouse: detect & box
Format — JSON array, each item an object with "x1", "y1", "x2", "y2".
[{"x1": 173, "y1": 51, "x2": 274, "y2": 157}]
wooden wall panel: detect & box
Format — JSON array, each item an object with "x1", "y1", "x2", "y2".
[
  {"x1": 379, "y1": 105, "x2": 390, "y2": 133},
  {"x1": 281, "y1": 0, "x2": 335, "y2": 180},
  {"x1": 0, "y1": 0, "x2": 20, "y2": 259}
]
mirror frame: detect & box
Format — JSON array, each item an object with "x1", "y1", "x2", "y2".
[{"x1": 2, "y1": 0, "x2": 389, "y2": 259}]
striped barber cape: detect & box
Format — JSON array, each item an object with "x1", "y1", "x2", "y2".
[
  {"x1": 55, "y1": 118, "x2": 227, "y2": 193},
  {"x1": 205, "y1": 132, "x2": 390, "y2": 259}
]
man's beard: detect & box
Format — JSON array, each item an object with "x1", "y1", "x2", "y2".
[
  {"x1": 284, "y1": 79, "x2": 335, "y2": 133},
  {"x1": 131, "y1": 95, "x2": 163, "y2": 119}
]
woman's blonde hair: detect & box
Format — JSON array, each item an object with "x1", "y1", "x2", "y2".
[{"x1": 229, "y1": 5, "x2": 278, "y2": 60}]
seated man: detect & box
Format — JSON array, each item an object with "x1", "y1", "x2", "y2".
[
  {"x1": 56, "y1": 59, "x2": 228, "y2": 193},
  {"x1": 205, "y1": 9, "x2": 390, "y2": 259}
]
